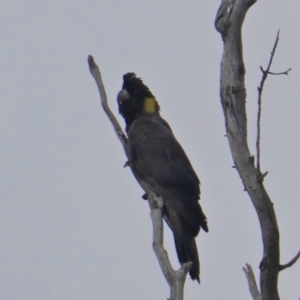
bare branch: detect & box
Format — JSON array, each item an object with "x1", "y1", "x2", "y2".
[
  {"x1": 242, "y1": 264, "x2": 261, "y2": 300},
  {"x1": 256, "y1": 31, "x2": 291, "y2": 174},
  {"x1": 148, "y1": 193, "x2": 177, "y2": 286},
  {"x1": 260, "y1": 66, "x2": 292, "y2": 76},
  {"x1": 279, "y1": 249, "x2": 300, "y2": 271},
  {"x1": 88, "y1": 55, "x2": 127, "y2": 152},
  {"x1": 256, "y1": 30, "x2": 280, "y2": 173},
  {"x1": 215, "y1": 1, "x2": 280, "y2": 299},
  {"x1": 87, "y1": 55, "x2": 190, "y2": 300}
]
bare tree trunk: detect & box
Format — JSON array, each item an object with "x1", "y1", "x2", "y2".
[{"x1": 214, "y1": 1, "x2": 296, "y2": 299}]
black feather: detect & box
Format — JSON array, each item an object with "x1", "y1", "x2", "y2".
[
  {"x1": 122, "y1": 73, "x2": 154, "y2": 98},
  {"x1": 118, "y1": 73, "x2": 208, "y2": 282}
]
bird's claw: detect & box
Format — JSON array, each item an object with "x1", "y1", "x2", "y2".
[{"x1": 124, "y1": 160, "x2": 133, "y2": 168}]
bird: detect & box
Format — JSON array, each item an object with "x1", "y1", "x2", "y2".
[{"x1": 117, "y1": 72, "x2": 208, "y2": 282}]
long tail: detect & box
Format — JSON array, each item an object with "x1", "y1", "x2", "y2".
[
  {"x1": 163, "y1": 204, "x2": 201, "y2": 282},
  {"x1": 174, "y1": 234, "x2": 200, "y2": 282}
]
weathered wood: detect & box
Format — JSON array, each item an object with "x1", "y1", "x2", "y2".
[
  {"x1": 215, "y1": 1, "x2": 280, "y2": 299},
  {"x1": 243, "y1": 264, "x2": 262, "y2": 300}
]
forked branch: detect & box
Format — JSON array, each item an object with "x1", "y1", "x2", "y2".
[
  {"x1": 260, "y1": 66, "x2": 291, "y2": 76},
  {"x1": 256, "y1": 30, "x2": 292, "y2": 174},
  {"x1": 242, "y1": 264, "x2": 261, "y2": 300},
  {"x1": 88, "y1": 55, "x2": 191, "y2": 300},
  {"x1": 215, "y1": 1, "x2": 281, "y2": 299}
]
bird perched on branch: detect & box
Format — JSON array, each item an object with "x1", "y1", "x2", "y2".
[{"x1": 117, "y1": 73, "x2": 208, "y2": 282}]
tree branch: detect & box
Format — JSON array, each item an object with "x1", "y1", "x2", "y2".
[
  {"x1": 88, "y1": 55, "x2": 127, "y2": 152},
  {"x1": 256, "y1": 30, "x2": 291, "y2": 174},
  {"x1": 87, "y1": 55, "x2": 190, "y2": 300},
  {"x1": 215, "y1": 1, "x2": 281, "y2": 299},
  {"x1": 242, "y1": 264, "x2": 262, "y2": 300},
  {"x1": 279, "y1": 249, "x2": 300, "y2": 271},
  {"x1": 260, "y1": 66, "x2": 292, "y2": 76}
]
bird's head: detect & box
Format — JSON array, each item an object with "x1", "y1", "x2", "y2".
[{"x1": 117, "y1": 73, "x2": 160, "y2": 131}]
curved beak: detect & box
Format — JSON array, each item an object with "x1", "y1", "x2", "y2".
[{"x1": 117, "y1": 89, "x2": 129, "y2": 104}]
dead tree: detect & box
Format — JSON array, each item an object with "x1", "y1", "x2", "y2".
[{"x1": 215, "y1": 1, "x2": 299, "y2": 300}]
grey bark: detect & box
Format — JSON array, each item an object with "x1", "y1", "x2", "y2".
[
  {"x1": 215, "y1": 1, "x2": 280, "y2": 299},
  {"x1": 88, "y1": 55, "x2": 191, "y2": 300}
]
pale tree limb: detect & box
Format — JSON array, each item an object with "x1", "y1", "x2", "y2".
[
  {"x1": 279, "y1": 249, "x2": 300, "y2": 271},
  {"x1": 215, "y1": 1, "x2": 281, "y2": 300},
  {"x1": 243, "y1": 264, "x2": 262, "y2": 300},
  {"x1": 87, "y1": 55, "x2": 191, "y2": 300},
  {"x1": 88, "y1": 56, "x2": 127, "y2": 152}
]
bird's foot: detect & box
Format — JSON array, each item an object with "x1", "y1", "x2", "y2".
[
  {"x1": 123, "y1": 160, "x2": 133, "y2": 168},
  {"x1": 142, "y1": 193, "x2": 148, "y2": 200}
]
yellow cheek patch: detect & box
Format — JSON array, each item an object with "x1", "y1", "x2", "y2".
[{"x1": 144, "y1": 97, "x2": 157, "y2": 113}]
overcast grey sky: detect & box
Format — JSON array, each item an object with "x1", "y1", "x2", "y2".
[{"x1": 0, "y1": 1, "x2": 299, "y2": 299}]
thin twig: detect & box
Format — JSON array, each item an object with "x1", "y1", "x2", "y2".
[
  {"x1": 242, "y1": 264, "x2": 262, "y2": 300},
  {"x1": 260, "y1": 66, "x2": 292, "y2": 76},
  {"x1": 256, "y1": 30, "x2": 280, "y2": 173},
  {"x1": 279, "y1": 249, "x2": 300, "y2": 271},
  {"x1": 256, "y1": 30, "x2": 292, "y2": 173}
]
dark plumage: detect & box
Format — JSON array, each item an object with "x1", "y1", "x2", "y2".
[{"x1": 117, "y1": 73, "x2": 208, "y2": 282}]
